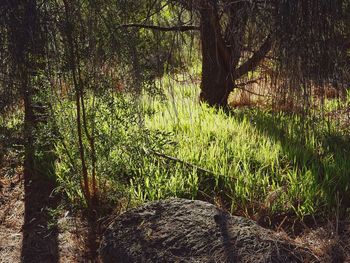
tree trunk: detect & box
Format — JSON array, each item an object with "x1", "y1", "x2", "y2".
[
  {"x1": 7, "y1": 0, "x2": 37, "y2": 180},
  {"x1": 196, "y1": 1, "x2": 272, "y2": 108},
  {"x1": 198, "y1": 3, "x2": 234, "y2": 108}
]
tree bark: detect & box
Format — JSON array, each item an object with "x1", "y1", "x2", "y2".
[{"x1": 198, "y1": 2, "x2": 233, "y2": 107}]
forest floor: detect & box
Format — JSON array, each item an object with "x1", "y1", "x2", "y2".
[
  {"x1": 1, "y1": 125, "x2": 350, "y2": 262},
  {"x1": 1, "y1": 165, "x2": 350, "y2": 262}
]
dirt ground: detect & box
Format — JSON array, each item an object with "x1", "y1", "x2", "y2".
[
  {"x1": 0, "y1": 177, "x2": 90, "y2": 263},
  {"x1": 0, "y1": 149, "x2": 97, "y2": 263}
]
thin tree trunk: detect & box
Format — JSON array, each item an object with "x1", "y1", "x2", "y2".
[{"x1": 63, "y1": 0, "x2": 91, "y2": 203}]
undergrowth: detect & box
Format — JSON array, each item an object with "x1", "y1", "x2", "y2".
[
  {"x1": 141, "y1": 78, "x2": 350, "y2": 219},
  {"x1": 52, "y1": 77, "x2": 350, "y2": 219}
]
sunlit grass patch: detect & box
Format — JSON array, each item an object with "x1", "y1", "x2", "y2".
[
  {"x1": 52, "y1": 76, "x2": 350, "y2": 219},
  {"x1": 142, "y1": 79, "x2": 350, "y2": 218}
]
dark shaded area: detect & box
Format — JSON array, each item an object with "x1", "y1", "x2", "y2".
[
  {"x1": 1, "y1": 117, "x2": 61, "y2": 262},
  {"x1": 20, "y1": 176, "x2": 60, "y2": 263},
  {"x1": 0, "y1": 125, "x2": 23, "y2": 182},
  {"x1": 20, "y1": 121, "x2": 60, "y2": 263},
  {"x1": 84, "y1": 212, "x2": 100, "y2": 262},
  {"x1": 214, "y1": 211, "x2": 236, "y2": 262},
  {"x1": 100, "y1": 198, "x2": 317, "y2": 263}
]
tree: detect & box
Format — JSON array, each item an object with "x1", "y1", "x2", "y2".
[
  {"x1": 119, "y1": 0, "x2": 350, "y2": 107},
  {"x1": 195, "y1": 1, "x2": 272, "y2": 107},
  {"x1": 1, "y1": 0, "x2": 176, "y2": 207}
]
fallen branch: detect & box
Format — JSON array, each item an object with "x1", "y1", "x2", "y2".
[{"x1": 151, "y1": 150, "x2": 226, "y2": 178}]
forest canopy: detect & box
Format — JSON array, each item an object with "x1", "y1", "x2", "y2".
[{"x1": 1, "y1": 0, "x2": 349, "y2": 109}]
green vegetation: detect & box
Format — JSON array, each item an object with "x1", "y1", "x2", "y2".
[
  {"x1": 0, "y1": 0, "x2": 349, "y2": 223},
  {"x1": 1, "y1": 1, "x2": 349, "y2": 260},
  {"x1": 142, "y1": 80, "x2": 350, "y2": 218},
  {"x1": 52, "y1": 92, "x2": 171, "y2": 206},
  {"x1": 52, "y1": 77, "x2": 350, "y2": 219}
]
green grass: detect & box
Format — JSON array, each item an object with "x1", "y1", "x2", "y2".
[
  {"x1": 139, "y1": 78, "x2": 350, "y2": 218},
  {"x1": 51, "y1": 77, "x2": 350, "y2": 219}
]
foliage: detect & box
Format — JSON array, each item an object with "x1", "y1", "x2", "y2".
[
  {"x1": 53, "y1": 92, "x2": 173, "y2": 207},
  {"x1": 52, "y1": 75, "x2": 350, "y2": 217}
]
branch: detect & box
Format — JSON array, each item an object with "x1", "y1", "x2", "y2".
[
  {"x1": 117, "y1": 23, "x2": 200, "y2": 32},
  {"x1": 236, "y1": 86, "x2": 271, "y2": 98},
  {"x1": 235, "y1": 34, "x2": 272, "y2": 79},
  {"x1": 235, "y1": 77, "x2": 272, "y2": 97},
  {"x1": 151, "y1": 150, "x2": 228, "y2": 179},
  {"x1": 235, "y1": 77, "x2": 262, "y2": 87}
]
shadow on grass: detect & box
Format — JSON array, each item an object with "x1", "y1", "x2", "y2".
[{"x1": 234, "y1": 109, "x2": 350, "y2": 214}]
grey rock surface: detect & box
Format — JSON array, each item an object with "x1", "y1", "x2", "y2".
[{"x1": 100, "y1": 198, "x2": 317, "y2": 263}]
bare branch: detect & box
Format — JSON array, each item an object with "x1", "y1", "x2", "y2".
[{"x1": 117, "y1": 23, "x2": 200, "y2": 32}]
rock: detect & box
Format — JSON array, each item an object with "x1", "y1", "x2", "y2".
[{"x1": 100, "y1": 198, "x2": 317, "y2": 263}]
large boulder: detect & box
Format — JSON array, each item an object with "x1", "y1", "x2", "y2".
[{"x1": 100, "y1": 198, "x2": 317, "y2": 263}]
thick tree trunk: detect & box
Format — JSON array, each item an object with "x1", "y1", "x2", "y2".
[
  {"x1": 198, "y1": 3, "x2": 234, "y2": 108},
  {"x1": 200, "y1": 37, "x2": 233, "y2": 107},
  {"x1": 200, "y1": 60, "x2": 233, "y2": 107},
  {"x1": 196, "y1": 1, "x2": 271, "y2": 108}
]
